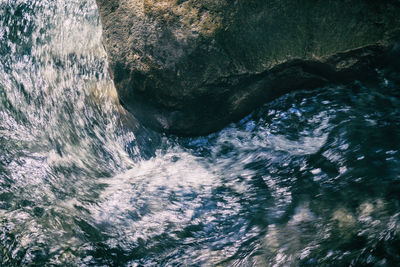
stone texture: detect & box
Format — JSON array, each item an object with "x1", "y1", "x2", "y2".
[{"x1": 96, "y1": 0, "x2": 400, "y2": 135}]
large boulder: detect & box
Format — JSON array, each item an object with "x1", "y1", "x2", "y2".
[{"x1": 96, "y1": 0, "x2": 400, "y2": 136}]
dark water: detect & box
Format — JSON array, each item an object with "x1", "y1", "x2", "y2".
[{"x1": 1, "y1": 1, "x2": 400, "y2": 266}]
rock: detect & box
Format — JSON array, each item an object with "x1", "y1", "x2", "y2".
[{"x1": 96, "y1": 0, "x2": 400, "y2": 136}]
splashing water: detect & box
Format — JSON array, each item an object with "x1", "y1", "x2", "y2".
[{"x1": 1, "y1": 0, "x2": 400, "y2": 266}]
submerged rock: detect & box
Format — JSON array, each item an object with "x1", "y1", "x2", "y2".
[{"x1": 96, "y1": 0, "x2": 400, "y2": 135}]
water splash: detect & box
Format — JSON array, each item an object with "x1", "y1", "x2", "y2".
[{"x1": 1, "y1": 0, "x2": 400, "y2": 266}]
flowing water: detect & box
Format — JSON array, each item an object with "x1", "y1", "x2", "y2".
[{"x1": 1, "y1": 0, "x2": 400, "y2": 266}]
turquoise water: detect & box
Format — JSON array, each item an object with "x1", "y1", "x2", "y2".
[{"x1": 1, "y1": 0, "x2": 400, "y2": 266}]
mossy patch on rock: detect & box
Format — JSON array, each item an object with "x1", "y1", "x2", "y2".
[{"x1": 143, "y1": 0, "x2": 226, "y2": 37}]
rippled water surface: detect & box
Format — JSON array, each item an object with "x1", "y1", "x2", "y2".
[{"x1": 1, "y1": 0, "x2": 400, "y2": 266}]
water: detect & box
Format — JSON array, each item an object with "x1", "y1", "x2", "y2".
[{"x1": 1, "y1": 0, "x2": 400, "y2": 266}]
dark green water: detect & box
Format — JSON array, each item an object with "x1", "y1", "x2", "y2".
[{"x1": 1, "y1": 0, "x2": 400, "y2": 266}]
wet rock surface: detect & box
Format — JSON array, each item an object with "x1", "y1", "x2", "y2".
[{"x1": 96, "y1": 0, "x2": 400, "y2": 135}]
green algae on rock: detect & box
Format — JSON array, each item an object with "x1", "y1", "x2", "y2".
[{"x1": 96, "y1": 0, "x2": 400, "y2": 135}]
